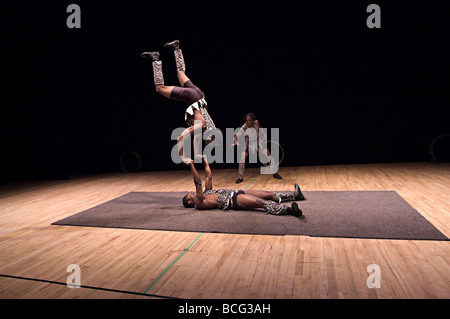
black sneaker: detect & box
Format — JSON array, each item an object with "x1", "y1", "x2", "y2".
[
  {"x1": 294, "y1": 183, "x2": 306, "y2": 201},
  {"x1": 289, "y1": 202, "x2": 303, "y2": 217},
  {"x1": 140, "y1": 51, "x2": 160, "y2": 61},
  {"x1": 163, "y1": 39, "x2": 180, "y2": 51},
  {"x1": 273, "y1": 173, "x2": 282, "y2": 179},
  {"x1": 236, "y1": 178, "x2": 243, "y2": 184}
]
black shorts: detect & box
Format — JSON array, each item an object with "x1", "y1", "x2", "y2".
[
  {"x1": 231, "y1": 190, "x2": 245, "y2": 209},
  {"x1": 170, "y1": 80, "x2": 204, "y2": 105}
]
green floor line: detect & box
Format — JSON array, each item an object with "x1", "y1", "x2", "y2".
[
  {"x1": 143, "y1": 175, "x2": 259, "y2": 294},
  {"x1": 243, "y1": 174, "x2": 260, "y2": 190},
  {"x1": 143, "y1": 232, "x2": 204, "y2": 294}
]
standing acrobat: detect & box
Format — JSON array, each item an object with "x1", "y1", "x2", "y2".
[
  {"x1": 232, "y1": 113, "x2": 282, "y2": 183},
  {"x1": 141, "y1": 40, "x2": 216, "y2": 163}
]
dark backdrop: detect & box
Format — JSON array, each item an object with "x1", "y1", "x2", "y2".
[{"x1": 2, "y1": 0, "x2": 449, "y2": 180}]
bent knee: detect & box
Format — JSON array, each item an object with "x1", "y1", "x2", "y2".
[{"x1": 155, "y1": 85, "x2": 169, "y2": 96}]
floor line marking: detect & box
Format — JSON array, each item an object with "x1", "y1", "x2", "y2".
[
  {"x1": 143, "y1": 173, "x2": 259, "y2": 294},
  {"x1": 143, "y1": 232, "x2": 204, "y2": 294},
  {"x1": 243, "y1": 174, "x2": 260, "y2": 190},
  {"x1": 0, "y1": 273, "x2": 179, "y2": 299}
]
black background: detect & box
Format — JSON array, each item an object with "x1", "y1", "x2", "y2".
[{"x1": 1, "y1": 0, "x2": 449, "y2": 181}]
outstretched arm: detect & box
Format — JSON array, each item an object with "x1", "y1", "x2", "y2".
[
  {"x1": 203, "y1": 156, "x2": 212, "y2": 191},
  {"x1": 231, "y1": 124, "x2": 246, "y2": 146},
  {"x1": 189, "y1": 159, "x2": 204, "y2": 207}
]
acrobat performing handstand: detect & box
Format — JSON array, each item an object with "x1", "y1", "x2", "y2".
[
  {"x1": 141, "y1": 40, "x2": 216, "y2": 163},
  {"x1": 182, "y1": 155, "x2": 305, "y2": 216}
]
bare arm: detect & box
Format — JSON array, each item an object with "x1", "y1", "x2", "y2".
[
  {"x1": 189, "y1": 160, "x2": 205, "y2": 208},
  {"x1": 232, "y1": 124, "x2": 246, "y2": 146},
  {"x1": 203, "y1": 156, "x2": 212, "y2": 191}
]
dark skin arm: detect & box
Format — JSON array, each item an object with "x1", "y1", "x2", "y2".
[
  {"x1": 189, "y1": 156, "x2": 216, "y2": 210},
  {"x1": 232, "y1": 125, "x2": 245, "y2": 146},
  {"x1": 203, "y1": 156, "x2": 212, "y2": 191},
  {"x1": 189, "y1": 159, "x2": 205, "y2": 209}
]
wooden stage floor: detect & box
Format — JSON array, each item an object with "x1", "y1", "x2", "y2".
[{"x1": 0, "y1": 162, "x2": 449, "y2": 299}]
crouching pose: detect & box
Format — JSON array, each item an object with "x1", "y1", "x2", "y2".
[
  {"x1": 232, "y1": 112, "x2": 282, "y2": 183},
  {"x1": 183, "y1": 156, "x2": 305, "y2": 216}
]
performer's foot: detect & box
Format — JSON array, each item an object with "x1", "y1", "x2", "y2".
[
  {"x1": 140, "y1": 51, "x2": 160, "y2": 61},
  {"x1": 287, "y1": 202, "x2": 302, "y2": 217},
  {"x1": 294, "y1": 183, "x2": 306, "y2": 201},
  {"x1": 163, "y1": 39, "x2": 180, "y2": 51},
  {"x1": 273, "y1": 173, "x2": 282, "y2": 179},
  {"x1": 236, "y1": 178, "x2": 243, "y2": 184}
]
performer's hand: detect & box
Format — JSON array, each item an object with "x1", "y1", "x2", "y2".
[
  {"x1": 194, "y1": 154, "x2": 207, "y2": 160},
  {"x1": 231, "y1": 136, "x2": 239, "y2": 147},
  {"x1": 182, "y1": 158, "x2": 193, "y2": 166}
]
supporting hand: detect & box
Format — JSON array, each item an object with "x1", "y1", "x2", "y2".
[{"x1": 182, "y1": 158, "x2": 193, "y2": 166}]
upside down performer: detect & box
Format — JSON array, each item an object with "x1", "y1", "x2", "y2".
[
  {"x1": 182, "y1": 156, "x2": 305, "y2": 216},
  {"x1": 141, "y1": 40, "x2": 216, "y2": 163}
]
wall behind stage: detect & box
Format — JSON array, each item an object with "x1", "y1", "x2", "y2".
[{"x1": 1, "y1": 0, "x2": 449, "y2": 180}]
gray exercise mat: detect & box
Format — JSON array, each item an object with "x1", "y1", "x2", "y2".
[{"x1": 52, "y1": 191, "x2": 448, "y2": 240}]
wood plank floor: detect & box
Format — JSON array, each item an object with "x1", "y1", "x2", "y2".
[{"x1": 0, "y1": 162, "x2": 449, "y2": 299}]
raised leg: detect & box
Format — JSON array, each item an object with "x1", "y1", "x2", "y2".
[
  {"x1": 177, "y1": 70, "x2": 190, "y2": 87},
  {"x1": 155, "y1": 85, "x2": 174, "y2": 99},
  {"x1": 140, "y1": 51, "x2": 176, "y2": 98},
  {"x1": 163, "y1": 40, "x2": 192, "y2": 87}
]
